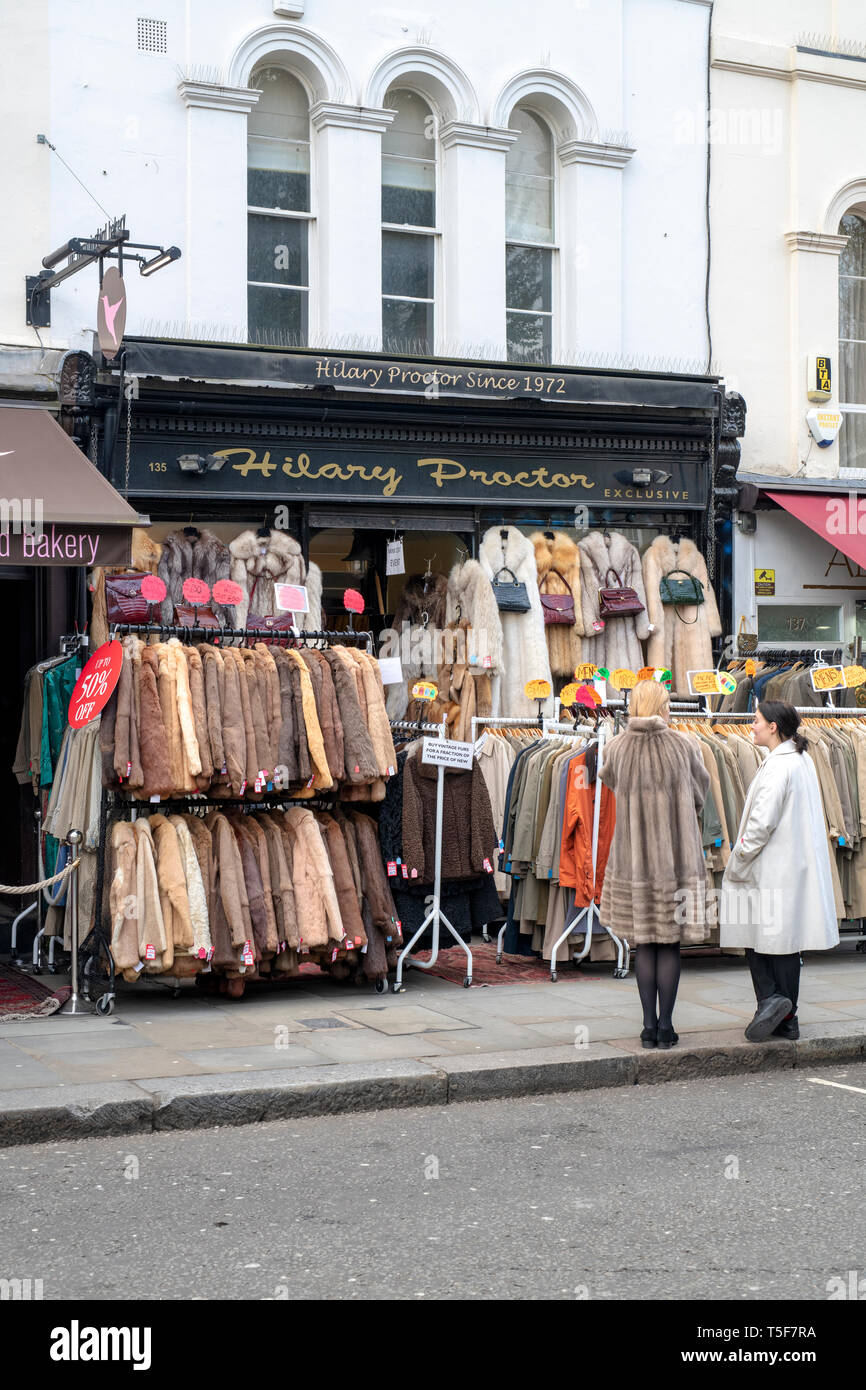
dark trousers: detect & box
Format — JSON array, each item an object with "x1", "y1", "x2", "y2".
[{"x1": 745, "y1": 949, "x2": 800, "y2": 1017}]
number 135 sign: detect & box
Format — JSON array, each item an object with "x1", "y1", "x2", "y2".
[{"x1": 68, "y1": 641, "x2": 123, "y2": 728}]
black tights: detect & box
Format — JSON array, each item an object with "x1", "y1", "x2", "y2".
[{"x1": 635, "y1": 943, "x2": 682, "y2": 1032}]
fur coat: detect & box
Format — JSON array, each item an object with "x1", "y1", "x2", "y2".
[
  {"x1": 642, "y1": 536, "x2": 723, "y2": 695},
  {"x1": 599, "y1": 717, "x2": 711, "y2": 945},
  {"x1": 479, "y1": 526, "x2": 552, "y2": 718},
  {"x1": 383, "y1": 572, "x2": 449, "y2": 721},
  {"x1": 157, "y1": 528, "x2": 235, "y2": 626},
  {"x1": 229, "y1": 529, "x2": 306, "y2": 628},
  {"x1": 531, "y1": 531, "x2": 584, "y2": 678},
  {"x1": 578, "y1": 531, "x2": 651, "y2": 681},
  {"x1": 444, "y1": 559, "x2": 503, "y2": 675}
]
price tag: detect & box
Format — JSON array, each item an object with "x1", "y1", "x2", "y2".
[
  {"x1": 744, "y1": 659, "x2": 758, "y2": 677},
  {"x1": 386, "y1": 539, "x2": 405, "y2": 576},
  {"x1": 274, "y1": 583, "x2": 309, "y2": 613},
  {"x1": 844, "y1": 665, "x2": 866, "y2": 688},
  {"x1": 343, "y1": 588, "x2": 365, "y2": 614},
  {"x1": 574, "y1": 663, "x2": 598, "y2": 681},
  {"x1": 718, "y1": 671, "x2": 737, "y2": 694},
  {"x1": 524, "y1": 678, "x2": 552, "y2": 701},
  {"x1": 687, "y1": 671, "x2": 723, "y2": 696},
  {"x1": 182, "y1": 577, "x2": 211, "y2": 606},
  {"x1": 212, "y1": 579, "x2": 244, "y2": 607},
  {"x1": 810, "y1": 666, "x2": 844, "y2": 692},
  {"x1": 575, "y1": 684, "x2": 602, "y2": 707},
  {"x1": 141, "y1": 574, "x2": 167, "y2": 604},
  {"x1": 609, "y1": 669, "x2": 638, "y2": 690},
  {"x1": 411, "y1": 680, "x2": 438, "y2": 702},
  {"x1": 559, "y1": 683, "x2": 579, "y2": 708},
  {"x1": 144, "y1": 944, "x2": 156, "y2": 961}
]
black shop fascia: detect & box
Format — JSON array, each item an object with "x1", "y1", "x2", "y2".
[{"x1": 92, "y1": 338, "x2": 737, "y2": 628}]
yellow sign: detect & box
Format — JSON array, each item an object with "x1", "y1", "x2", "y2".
[
  {"x1": 637, "y1": 666, "x2": 655, "y2": 681},
  {"x1": 844, "y1": 665, "x2": 866, "y2": 688},
  {"x1": 609, "y1": 669, "x2": 638, "y2": 690},
  {"x1": 688, "y1": 670, "x2": 723, "y2": 696},
  {"x1": 559, "y1": 683, "x2": 579, "y2": 708},
  {"x1": 575, "y1": 684, "x2": 602, "y2": 707},
  {"x1": 574, "y1": 663, "x2": 598, "y2": 681},
  {"x1": 810, "y1": 666, "x2": 844, "y2": 692},
  {"x1": 744, "y1": 659, "x2": 757, "y2": 677},
  {"x1": 754, "y1": 567, "x2": 775, "y2": 596},
  {"x1": 524, "y1": 679, "x2": 552, "y2": 701},
  {"x1": 411, "y1": 680, "x2": 438, "y2": 702}
]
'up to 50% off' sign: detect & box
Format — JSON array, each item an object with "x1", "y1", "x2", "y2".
[{"x1": 68, "y1": 641, "x2": 123, "y2": 728}]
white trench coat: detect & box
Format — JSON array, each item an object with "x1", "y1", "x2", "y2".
[{"x1": 720, "y1": 740, "x2": 839, "y2": 953}]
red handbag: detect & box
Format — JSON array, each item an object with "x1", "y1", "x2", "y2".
[
  {"x1": 598, "y1": 568, "x2": 645, "y2": 619},
  {"x1": 540, "y1": 570, "x2": 575, "y2": 626},
  {"x1": 105, "y1": 573, "x2": 150, "y2": 625},
  {"x1": 245, "y1": 614, "x2": 298, "y2": 642},
  {"x1": 173, "y1": 604, "x2": 221, "y2": 631}
]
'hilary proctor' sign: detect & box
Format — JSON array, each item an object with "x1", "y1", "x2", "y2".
[{"x1": 123, "y1": 443, "x2": 706, "y2": 509}]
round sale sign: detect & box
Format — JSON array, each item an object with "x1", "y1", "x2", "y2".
[{"x1": 68, "y1": 641, "x2": 123, "y2": 729}]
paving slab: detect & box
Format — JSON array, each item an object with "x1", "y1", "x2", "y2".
[{"x1": 334, "y1": 1005, "x2": 475, "y2": 1035}]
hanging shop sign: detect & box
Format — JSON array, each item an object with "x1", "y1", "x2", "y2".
[
  {"x1": 96, "y1": 267, "x2": 127, "y2": 361},
  {"x1": 68, "y1": 640, "x2": 123, "y2": 727},
  {"x1": 122, "y1": 442, "x2": 708, "y2": 510},
  {"x1": 810, "y1": 665, "x2": 866, "y2": 692},
  {"x1": 687, "y1": 670, "x2": 737, "y2": 696},
  {"x1": 422, "y1": 737, "x2": 474, "y2": 770}
]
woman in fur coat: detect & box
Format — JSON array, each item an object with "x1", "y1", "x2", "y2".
[
  {"x1": 599, "y1": 680, "x2": 710, "y2": 1048},
  {"x1": 578, "y1": 531, "x2": 650, "y2": 685},
  {"x1": 479, "y1": 526, "x2": 552, "y2": 718},
  {"x1": 531, "y1": 531, "x2": 584, "y2": 678},
  {"x1": 641, "y1": 536, "x2": 723, "y2": 695}
]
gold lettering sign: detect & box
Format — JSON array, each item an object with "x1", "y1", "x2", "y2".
[
  {"x1": 417, "y1": 458, "x2": 594, "y2": 493},
  {"x1": 524, "y1": 679, "x2": 552, "y2": 701},
  {"x1": 844, "y1": 665, "x2": 866, "y2": 688}
]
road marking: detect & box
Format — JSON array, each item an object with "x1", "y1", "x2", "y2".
[{"x1": 807, "y1": 1078, "x2": 866, "y2": 1095}]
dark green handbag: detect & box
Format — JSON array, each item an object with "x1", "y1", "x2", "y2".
[{"x1": 659, "y1": 569, "x2": 705, "y2": 623}]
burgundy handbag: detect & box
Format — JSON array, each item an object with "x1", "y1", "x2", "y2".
[
  {"x1": 540, "y1": 570, "x2": 576, "y2": 626},
  {"x1": 598, "y1": 567, "x2": 645, "y2": 619},
  {"x1": 105, "y1": 573, "x2": 150, "y2": 625},
  {"x1": 245, "y1": 614, "x2": 298, "y2": 642},
  {"x1": 173, "y1": 604, "x2": 221, "y2": 631}
]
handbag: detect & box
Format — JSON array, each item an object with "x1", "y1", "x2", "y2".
[
  {"x1": 245, "y1": 613, "x2": 298, "y2": 642},
  {"x1": 737, "y1": 616, "x2": 758, "y2": 655},
  {"x1": 173, "y1": 604, "x2": 221, "y2": 631},
  {"x1": 598, "y1": 568, "x2": 645, "y2": 619},
  {"x1": 658, "y1": 568, "x2": 705, "y2": 625},
  {"x1": 491, "y1": 566, "x2": 531, "y2": 613},
  {"x1": 540, "y1": 570, "x2": 575, "y2": 626},
  {"x1": 104, "y1": 573, "x2": 150, "y2": 625}
]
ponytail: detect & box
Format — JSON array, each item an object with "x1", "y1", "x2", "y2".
[{"x1": 758, "y1": 700, "x2": 807, "y2": 754}]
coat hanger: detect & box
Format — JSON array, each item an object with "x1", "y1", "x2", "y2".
[{"x1": 256, "y1": 518, "x2": 271, "y2": 539}]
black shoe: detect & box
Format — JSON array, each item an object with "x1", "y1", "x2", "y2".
[
  {"x1": 772, "y1": 1016, "x2": 800, "y2": 1041},
  {"x1": 745, "y1": 995, "x2": 793, "y2": 1042},
  {"x1": 656, "y1": 1027, "x2": 679, "y2": 1050},
  {"x1": 640, "y1": 1026, "x2": 657, "y2": 1049}
]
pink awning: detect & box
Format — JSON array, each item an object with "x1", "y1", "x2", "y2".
[{"x1": 766, "y1": 490, "x2": 866, "y2": 570}]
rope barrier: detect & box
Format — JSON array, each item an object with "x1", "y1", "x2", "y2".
[{"x1": 0, "y1": 858, "x2": 80, "y2": 895}]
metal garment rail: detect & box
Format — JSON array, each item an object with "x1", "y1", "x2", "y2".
[
  {"x1": 389, "y1": 718, "x2": 475, "y2": 991},
  {"x1": 109, "y1": 623, "x2": 375, "y2": 651}
]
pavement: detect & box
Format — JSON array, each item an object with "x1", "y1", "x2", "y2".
[
  {"x1": 3, "y1": 1064, "x2": 866, "y2": 1301},
  {"x1": 1, "y1": 943, "x2": 865, "y2": 1146}
]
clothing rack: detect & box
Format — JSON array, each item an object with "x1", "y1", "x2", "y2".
[
  {"x1": 390, "y1": 718, "x2": 475, "y2": 991},
  {"x1": 109, "y1": 623, "x2": 375, "y2": 652}
]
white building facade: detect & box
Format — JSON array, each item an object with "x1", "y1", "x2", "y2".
[
  {"x1": 709, "y1": 1, "x2": 866, "y2": 657},
  {"x1": 2, "y1": 0, "x2": 715, "y2": 367}
]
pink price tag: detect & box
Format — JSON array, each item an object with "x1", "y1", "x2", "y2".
[
  {"x1": 306, "y1": 776, "x2": 315, "y2": 788},
  {"x1": 401, "y1": 864, "x2": 408, "y2": 879},
  {"x1": 197, "y1": 947, "x2": 207, "y2": 960},
  {"x1": 387, "y1": 861, "x2": 397, "y2": 877},
  {"x1": 144, "y1": 944, "x2": 156, "y2": 961},
  {"x1": 483, "y1": 857, "x2": 493, "y2": 873},
  {"x1": 239, "y1": 780, "x2": 247, "y2": 796},
  {"x1": 410, "y1": 868, "x2": 418, "y2": 879}
]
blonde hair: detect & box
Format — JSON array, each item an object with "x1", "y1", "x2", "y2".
[{"x1": 630, "y1": 679, "x2": 670, "y2": 719}]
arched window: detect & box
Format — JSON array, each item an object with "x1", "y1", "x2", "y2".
[
  {"x1": 840, "y1": 211, "x2": 866, "y2": 469},
  {"x1": 247, "y1": 66, "x2": 311, "y2": 345},
  {"x1": 506, "y1": 107, "x2": 555, "y2": 363},
  {"x1": 381, "y1": 88, "x2": 436, "y2": 353}
]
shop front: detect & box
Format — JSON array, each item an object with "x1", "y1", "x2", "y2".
[{"x1": 95, "y1": 339, "x2": 728, "y2": 712}]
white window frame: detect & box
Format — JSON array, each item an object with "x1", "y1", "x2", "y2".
[
  {"x1": 246, "y1": 66, "x2": 316, "y2": 346},
  {"x1": 381, "y1": 90, "x2": 442, "y2": 354},
  {"x1": 505, "y1": 109, "x2": 559, "y2": 364}
]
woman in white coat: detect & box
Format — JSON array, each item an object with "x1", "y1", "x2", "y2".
[{"x1": 720, "y1": 701, "x2": 839, "y2": 1042}]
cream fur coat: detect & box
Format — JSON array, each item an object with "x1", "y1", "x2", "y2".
[
  {"x1": 642, "y1": 536, "x2": 722, "y2": 694},
  {"x1": 531, "y1": 531, "x2": 584, "y2": 677},
  {"x1": 479, "y1": 526, "x2": 552, "y2": 717},
  {"x1": 229, "y1": 529, "x2": 322, "y2": 631},
  {"x1": 444, "y1": 559, "x2": 504, "y2": 675},
  {"x1": 578, "y1": 531, "x2": 650, "y2": 679}
]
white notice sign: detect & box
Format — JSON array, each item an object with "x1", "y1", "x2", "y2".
[
  {"x1": 274, "y1": 583, "x2": 309, "y2": 613},
  {"x1": 386, "y1": 539, "x2": 405, "y2": 575},
  {"x1": 377, "y1": 656, "x2": 403, "y2": 686},
  {"x1": 421, "y1": 737, "x2": 474, "y2": 770}
]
